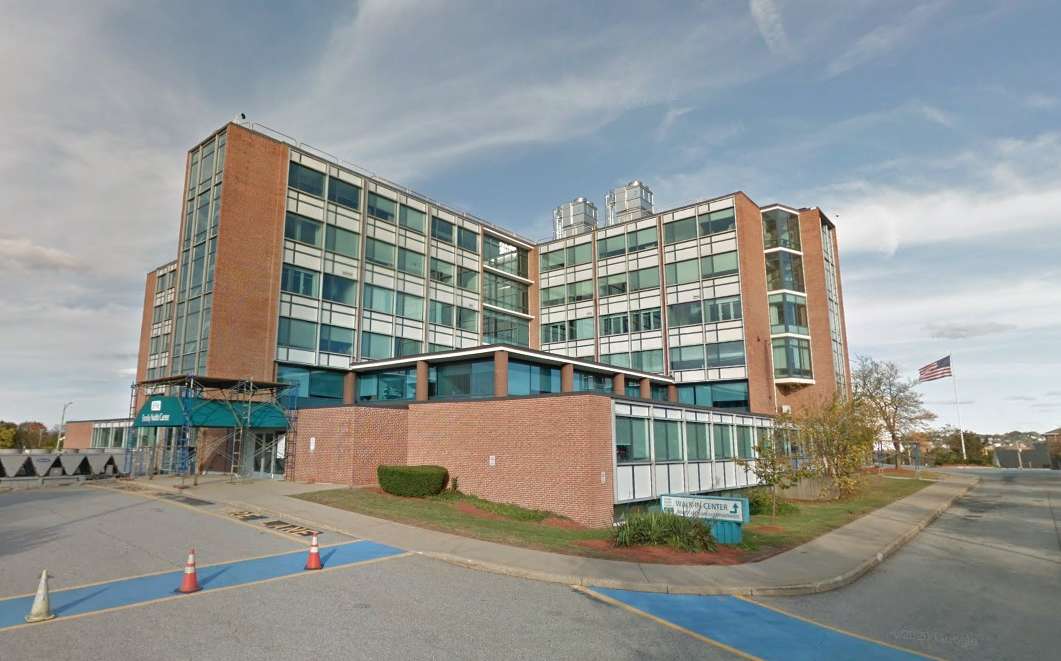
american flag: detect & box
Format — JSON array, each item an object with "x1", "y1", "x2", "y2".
[{"x1": 918, "y1": 356, "x2": 952, "y2": 382}]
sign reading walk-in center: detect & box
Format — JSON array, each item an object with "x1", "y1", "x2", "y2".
[{"x1": 660, "y1": 494, "x2": 750, "y2": 544}]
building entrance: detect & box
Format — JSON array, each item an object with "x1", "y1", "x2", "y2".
[{"x1": 244, "y1": 432, "x2": 285, "y2": 478}]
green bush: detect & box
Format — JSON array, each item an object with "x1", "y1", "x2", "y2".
[
  {"x1": 746, "y1": 488, "x2": 798, "y2": 516},
  {"x1": 377, "y1": 465, "x2": 449, "y2": 497},
  {"x1": 613, "y1": 510, "x2": 716, "y2": 552}
]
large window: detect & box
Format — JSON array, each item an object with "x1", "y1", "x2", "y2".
[
  {"x1": 762, "y1": 209, "x2": 801, "y2": 250},
  {"x1": 431, "y1": 216, "x2": 454, "y2": 243},
  {"x1": 627, "y1": 227, "x2": 658, "y2": 253},
  {"x1": 483, "y1": 272, "x2": 529, "y2": 313},
  {"x1": 394, "y1": 337, "x2": 421, "y2": 357},
  {"x1": 670, "y1": 344, "x2": 705, "y2": 371},
  {"x1": 653, "y1": 420, "x2": 683, "y2": 462},
  {"x1": 568, "y1": 317, "x2": 594, "y2": 340},
  {"x1": 457, "y1": 307, "x2": 478, "y2": 332},
  {"x1": 289, "y1": 162, "x2": 324, "y2": 197},
  {"x1": 508, "y1": 360, "x2": 561, "y2": 396},
  {"x1": 705, "y1": 295, "x2": 742, "y2": 323},
  {"x1": 483, "y1": 235, "x2": 529, "y2": 278},
  {"x1": 597, "y1": 235, "x2": 626, "y2": 259},
  {"x1": 630, "y1": 307, "x2": 662, "y2": 332},
  {"x1": 540, "y1": 249, "x2": 566, "y2": 272},
  {"x1": 457, "y1": 227, "x2": 478, "y2": 253},
  {"x1": 697, "y1": 207, "x2": 736, "y2": 236},
  {"x1": 281, "y1": 264, "x2": 318, "y2": 298},
  {"x1": 667, "y1": 300, "x2": 702, "y2": 327},
  {"x1": 701, "y1": 251, "x2": 739, "y2": 279},
  {"x1": 598, "y1": 273, "x2": 627, "y2": 298},
  {"x1": 568, "y1": 280, "x2": 593, "y2": 303},
  {"x1": 615, "y1": 417, "x2": 649, "y2": 463},
  {"x1": 319, "y1": 324, "x2": 353, "y2": 355},
  {"x1": 429, "y1": 300, "x2": 454, "y2": 327},
  {"x1": 395, "y1": 292, "x2": 424, "y2": 320},
  {"x1": 686, "y1": 422, "x2": 709, "y2": 460},
  {"x1": 678, "y1": 381, "x2": 749, "y2": 410},
  {"x1": 277, "y1": 317, "x2": 316, "y2": 351},
  {"x1": 766, "y1": 251, "x2": 805, "y2": 292},
  {"x1": 277, "y1": 364, "x2": 343, "y2": 407},
  {"x1": 328, "y1": 178, "x2": 361, "y2": 210},
  {"x1": 397, "y1": 247, "x2": 424, "y2": 276},
  {"x1": 360, "y1": 331, "x2": 393, "y2": 359},
  {"x1": 773, "y1": 337, "x2": 813, "y2": 379},
  {"x1": 363, "y1": 285, "x2": 394, "y2": 314},
  {"x1": 706, "y1": 341, "x2": 745, "y2": 368},
  {"x1": 769, "y1": 293, "x2": 809, "y2": 334},
  {"x1": 322, "y1": 274, "x2": 357, "y2": 306},
  {"x1": 663, "y1": 217, "x2": 697, "y2": 244},
  {"x1": 428, "y1": 359, "x2": 494, "y2": 399},
  {"x1": 600, "y1": 352, "x2": 631, "y2": 368},
  {"x1": 574, "y1": 371, "x2": 612, "y2": 393},
  {"x1": 631, "y1": 349, "x2": 664, "y2": 373},
  {"x1": 567, "y1": 243, "x2": 592, "y2": 266},
  {"x1": 399, "y1": 205, "x2": 426, "y2": 233},
  {"x1": 629, "y1": 266, "x2": 660, "y2": 292},
  {"x1": 542, "y1": 321, "x2": 566, "y2": 343},
  {"x1": 541, "y1": 284, "x2": 566, "y2": 308},
  {"x1": 483, "y1": 309, "x2": 529, "y2": 346},
  {"x1": 664, "y1": 259, "x2": 699, "y2": 285},
  {"x1": 457, "y1": 267, "x2": 478, "y2": 292},
  {"x1": 714, "y1": 424, "x2": 733, "y2": 459},
  {"x1": 599, "y1": 312, "x2": 629, "y2": 336},
  {"x1": 285, "y1": 212, "x2": 322, "y2": 247},
  {"x1": 357, "y1": 368, "x2": 415, "y2": 401},
  {"x1": 366, "y1": 237, "x2": 395, "y2": 267},
  {"x1": 429, "y1": 258, "x2": 455, "y2": 285},
  {"x1": 325, "y1": 226, "x2": 359, "y2": 258},
  {"x1": 367, "y1": 192, "x2": 396, "y2": 222},
  {"x1": 737, "y1": 427, "x2": 756, "y2": 459}
]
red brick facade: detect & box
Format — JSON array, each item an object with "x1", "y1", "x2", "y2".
[
  {"x1": 289, "y1": 394, "x2": 617, "y2": 527},
  {"x1": 63, "y1": 421, "x2": 94, "y2": 449}
]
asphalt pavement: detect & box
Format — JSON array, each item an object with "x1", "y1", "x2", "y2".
[{"x1": 759, "y1": 468, "x2": 1061, "y2": 660}]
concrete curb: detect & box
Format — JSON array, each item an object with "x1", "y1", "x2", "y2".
[{"x1": 123, "y1": 475, "x2": 978, "y2": 597}]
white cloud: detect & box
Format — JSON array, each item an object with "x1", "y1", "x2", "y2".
[
  {"x1": 925, "y1": 322, "x2": 1017, "y2": 340},
  {"x1": 1025, "y1": 93, "x2": 1058, "y2": 110},
  {"x1": 653, "y1": 106, "x2": 694, "y2": 142},
  {"x1": 826, "y1": 0, "x2": 948, "y2": 77},
  {"x1": 749, "y1": 0, "x2": 792, "y2": 55},
  {"x1": 0, "y1": 238, "x2": 84, "y2": 272}
]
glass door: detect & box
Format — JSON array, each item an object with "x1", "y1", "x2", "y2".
[{"x1": 245, "y1": 432, "x2": 284, "y2": 478}]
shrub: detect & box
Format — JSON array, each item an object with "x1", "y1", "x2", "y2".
[
  {"x1": 746, "y1": 488, "x2": 798, "y2": 516},
  {"x1": 613, "y1": 510, "x2": 716, "y2": 552},
  {"x1": 377, "y1": 465, "x2": 449, "y2": 497}
]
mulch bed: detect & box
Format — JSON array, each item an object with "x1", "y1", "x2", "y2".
[{"x1": 576, "y1": 539, "x2": 747, "y2": 565}]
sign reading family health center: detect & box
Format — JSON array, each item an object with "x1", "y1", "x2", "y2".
[{"x1": 660, "y1": 494, "x2": 748, "y2": 524}]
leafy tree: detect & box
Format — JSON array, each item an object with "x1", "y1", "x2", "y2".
[
  {"x1": 852, "y1": 356, "x2": 936, "y2": 470},
  {"x1": 790, "y1": 395, "x2": 878, "y2": 499},
  {"x1": 737, "y1": 433, "x2": 807, "y2": 517},
  {"x1": 0, "y1": 422, "x2": 16, "y2": 449}
]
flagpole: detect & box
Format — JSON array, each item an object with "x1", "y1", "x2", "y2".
[{"x1": 951, "y1": 357, "x2": 967, "y2": 461}]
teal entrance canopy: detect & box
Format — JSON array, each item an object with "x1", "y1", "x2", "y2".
[{"x1": 133, "y1": 396, "x2": 288, "y2": 429}]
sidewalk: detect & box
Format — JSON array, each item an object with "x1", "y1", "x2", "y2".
[{"x1": 125, "y1": 473, "x2": 978, "y2": 596}]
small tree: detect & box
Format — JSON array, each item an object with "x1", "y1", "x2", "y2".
[
  {"x1": 852, "y1": 356, "x2": 936, "y2": 470},
  {"x1": 738, "y1": 433, "x2": 806, "y2": 517},
  {"x1": 792, "y1": 395, "x2": 878, "y2": 499}
]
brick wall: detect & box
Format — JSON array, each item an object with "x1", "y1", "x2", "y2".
[
  {"x1": 288, "y1": 405, "x2": 409, "y2": 486},
  {"x1": 734, "y1": 192, "x2": 778, "y2": 416},
  {"x1": 207, "y1": 123, "x2": 287, "y2": 381},
  {"x1": 406, "y1": 395, "x2": 616, "y2": 527},
  {"x1": 64, "y1": 421, "x2": 94, "y2": 449}
]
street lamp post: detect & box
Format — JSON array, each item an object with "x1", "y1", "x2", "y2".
[{"x1": 57, "y1": 402, "x2": 74, "y2": 450}]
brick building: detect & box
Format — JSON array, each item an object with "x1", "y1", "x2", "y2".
[{"x1": 67, "y1": 120, "x2": 849, "y2": 526}]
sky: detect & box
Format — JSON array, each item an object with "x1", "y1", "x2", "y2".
[{"x1": 1, "y1": 0, "x2": 1059, "y2": 433}]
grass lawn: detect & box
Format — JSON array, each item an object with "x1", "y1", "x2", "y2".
[
  {"x1": 741, "y1": 474, "x2": 931, "y2": 556},
  {"x1": 295, "y1": 488, "x2": 612, "y2": 557},
  {"x1": 296, "y1": 473, "x2": 932, "y2": 563}
]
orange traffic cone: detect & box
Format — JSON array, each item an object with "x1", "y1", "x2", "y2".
[
  {"x1": 305, "y1": 533, "x2": 322, "y2": 570},
  {"x1": 178, "y1": 548, "x2": 201, "y2": 593}
]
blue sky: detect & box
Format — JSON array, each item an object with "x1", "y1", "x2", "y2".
[{"x1": 2, "y1": 0, "x2": 1059, "y2": 433}]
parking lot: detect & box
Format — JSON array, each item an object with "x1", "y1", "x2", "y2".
[{"x1": 0, "y1": 486, "x2": 726, "y2": 660}]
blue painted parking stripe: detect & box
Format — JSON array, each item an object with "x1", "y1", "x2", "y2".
[
  {"x1": 594, "y1": 589, "x2": 931, "y2": 660},
  {"x1": 0, "y1": 541, "x2": 402, "y2": 630}
]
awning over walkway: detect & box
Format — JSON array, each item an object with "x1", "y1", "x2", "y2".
[{"x1": 132, "y1": 396, "x2": 288, "y2": 429}]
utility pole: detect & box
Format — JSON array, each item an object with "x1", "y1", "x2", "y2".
[{"x1": 57, "y1": 402, "x2": 74, "y2": 450}]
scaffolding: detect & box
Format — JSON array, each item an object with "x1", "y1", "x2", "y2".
[{"x1": 130, "y1": 375, "x2": 295, "y2": 483}]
